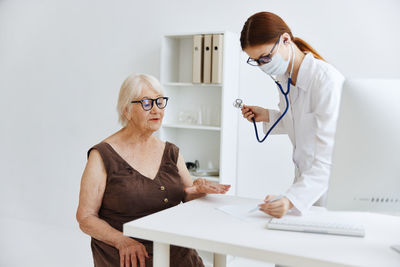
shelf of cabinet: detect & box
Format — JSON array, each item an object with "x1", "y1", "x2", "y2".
[
  {"x1": 163, "y1": 123, "x2": 221, "y2": 131},
  {"x1": 190, "y1": 175, "x2": 219, "y2": 183},
  {"x1": 199, "y1": 176, "x2": 220, "y2": 183},
  {"x1": 163, "y1": 82, "x2": 223, "y2": 87}
]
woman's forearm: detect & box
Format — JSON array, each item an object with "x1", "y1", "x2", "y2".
[{"x1": 78, "y1": 215, "x2": 123, "y2": 248}]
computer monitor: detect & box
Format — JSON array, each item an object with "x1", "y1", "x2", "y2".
[
  {"x1": 327, "y1": 79, "x2": 400, "y2": 253},
  {"x1": 327, "y1": 79, "x2": 400, "y2": 214}
]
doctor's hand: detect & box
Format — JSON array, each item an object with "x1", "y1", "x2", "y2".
[
  {"x1": 259, "y1": 195, "x2": 294, "y2": 218},
  {"x1": 241, "y1": 105, "x2": 269, "y2": 122},
  {"x1": 184, "y1": 178, "x2": 231, "y2": 195}
]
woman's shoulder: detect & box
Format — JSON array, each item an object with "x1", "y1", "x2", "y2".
[
  {"x1": 311, "y1": 55, "x2": 344, "y2": 84},
  {"x1": 165, "y1": 140, "x2": 179, "y2": 151},
  {"x1": 87, "y1": 141, "x2": 110, "y2": 159},
  {"x1": 162, "y1": 140, "x2": 180, "y2": 164},
  {"x1": 87, "y1": 131, "x2": 122, "y2": 158}
]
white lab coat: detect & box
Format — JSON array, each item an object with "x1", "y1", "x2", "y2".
[{"x1": 263, "y1": 53, "x2": 345, "y2": 214}]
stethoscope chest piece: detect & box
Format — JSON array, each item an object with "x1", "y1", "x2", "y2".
[{"x1": 233, "y1": 99, "x2": 244, "y2": 109}]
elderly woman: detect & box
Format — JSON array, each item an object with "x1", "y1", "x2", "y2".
[{"x1": 76, "y1": 73, "x2": 230, "y2": 267}]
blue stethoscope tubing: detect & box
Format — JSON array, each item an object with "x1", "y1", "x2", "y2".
[{"x1": 252, "y1": 77, "x2": 291, "y2": 143}]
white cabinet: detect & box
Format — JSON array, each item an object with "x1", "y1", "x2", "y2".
[{"x1": 158, "y1": 31, "x2": 240, "y2": 194}]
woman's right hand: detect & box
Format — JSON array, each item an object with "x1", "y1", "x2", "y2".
[
  {"x1": 241, "y1": 105, "x2": 269, "y2": 122},
  {"x1": 116, "y1": 236, "x2": 149, "y2": 267}
]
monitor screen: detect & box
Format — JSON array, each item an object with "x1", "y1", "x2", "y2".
[{"x1": 327, "y1": 79, "x2": 400, "y2": 214}]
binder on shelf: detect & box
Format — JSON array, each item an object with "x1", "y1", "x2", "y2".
[
  {"x1": 211, "y1": 34, "x2": 224, "y2": 84},
  {"x1": 192, "y1": 35, "x2": 203, "y2": 83},
  {"x1": 203, "y1": 34, "x2": 212, "y2": 84}
]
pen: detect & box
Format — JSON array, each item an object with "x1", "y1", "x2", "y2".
[
  {"x1": 267, "y1": 195, "x2": 284, "y2": 203},
  {"x1": 248, "y1": 195, "x2": 284, "y2": 213}
]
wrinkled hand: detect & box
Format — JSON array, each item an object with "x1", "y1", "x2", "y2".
[
  {"x1": 184, "y1": 178, "x2": 231, "y2": 195},
  {"x1": 116, "y1": 236, "x2": 149, "y2": 267},
  {"x1": 241, "y1": 105, "x2": 269, "y2": 122},
  {"x1": 259, "y1": 195, "x2": 293, "y2": 218}
]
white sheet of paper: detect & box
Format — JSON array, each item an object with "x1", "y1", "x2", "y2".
[
  {"x1": 216, "y1": 203, "x2": 271, "y2": 222},
  {"x1": 216, "y1": 203, "x2": 326, "y2": 222}
]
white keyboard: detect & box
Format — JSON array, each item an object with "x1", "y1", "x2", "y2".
[{"x1": 267, "y1": 218, "x2": 365, "y2": 237}]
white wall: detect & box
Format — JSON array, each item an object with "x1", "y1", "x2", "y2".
[{"x1": 1, "y1": 0, "x2": 399, "y2": 266}]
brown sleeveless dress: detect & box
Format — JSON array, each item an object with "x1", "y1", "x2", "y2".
[{"x1": 87, "y1": 141, "x2": 204, "y2": 267}]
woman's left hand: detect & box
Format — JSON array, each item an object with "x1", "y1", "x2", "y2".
[
  {"x1": 184, "y1": 178, "x2": 231, "y2": 195},
  {"x1": 259, "y1": 195, "x2": 293, "y2": 218}
]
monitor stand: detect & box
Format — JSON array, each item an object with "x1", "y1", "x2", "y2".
[{"x1": 391, "y1": 245, "x2": 400, "y2": 254}]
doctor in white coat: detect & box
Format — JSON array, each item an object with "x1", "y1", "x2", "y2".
[{"x1": 240, "y1": 11, "x2": 344, "y2": 218}]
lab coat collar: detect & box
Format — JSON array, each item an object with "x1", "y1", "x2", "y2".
[{"x1": 295, "y1": 53, "x2": 315, "y2": 92}]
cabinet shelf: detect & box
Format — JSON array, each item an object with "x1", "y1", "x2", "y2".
[
  {"x1": 195, "y1": 176, "x2": 219, "y2": 183},
  {"x1": 163, "y1": 123, "x2": 221, "y2": 131},
  {"x1": 163, "y1": 82, "x2": 223, "y2": 87}
]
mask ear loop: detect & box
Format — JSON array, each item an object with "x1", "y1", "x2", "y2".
[{"x1": 288, "y1": 41, "x2": 295, "y2": 80}]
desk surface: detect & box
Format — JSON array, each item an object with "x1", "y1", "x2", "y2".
[{"x1": 124, "y1": 195, "x2": 400, "y2": 267}]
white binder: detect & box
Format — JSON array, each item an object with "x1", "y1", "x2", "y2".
[
  {"x1": 211, "y1": 34, "x2": 224, "y2": 84},
  {"x1": 203, "y1": 34, "x2": 212, "y2": 84},
  {"x1": 192, "y1": 35, "x2": 203, "y2": 83}
]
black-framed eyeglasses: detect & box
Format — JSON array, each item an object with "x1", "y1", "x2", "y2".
[
  {"x1": 247, "y1": 37, "x2": 281, "y2": 66},
  {"x1": 131, "y1": 97, "x2": 169, "y2": 111}
]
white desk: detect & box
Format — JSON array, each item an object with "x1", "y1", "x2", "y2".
[{"x1": 123, "y1": 195, "x2": 400, "y2": 267}]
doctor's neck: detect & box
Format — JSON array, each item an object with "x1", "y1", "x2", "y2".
[{"x1": 288, "y1": 44, "x2": 306, "y2": 86}]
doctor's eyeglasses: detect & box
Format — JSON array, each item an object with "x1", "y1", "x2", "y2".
[
  {"x1": 247, "y1": 37, "x2": 280, "y2": 66},
  {"x1": 131, "y1": 97, "x2": 169, "y2": 111}
]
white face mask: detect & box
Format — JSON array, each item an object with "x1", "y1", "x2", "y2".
[{"x1": 259, "y1": 41, "x2": 293, "y2": 76}]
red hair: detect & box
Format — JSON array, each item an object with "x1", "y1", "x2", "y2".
[{"x1": 240, "y1": 12, "x2": 325, "y2": 61}]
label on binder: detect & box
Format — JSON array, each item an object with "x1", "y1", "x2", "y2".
[
  {"x1": 203, "y1": 34, "x2": 212, "y2": 84},
  {"x1": 212, "y1": 34, "x2": 223, "y2": 84},
  {"x1": 192, "y1": 35, "x2": 203, "y2": 83}
]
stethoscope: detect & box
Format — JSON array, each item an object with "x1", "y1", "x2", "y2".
[{"x1": 234, "y1": 43, "x2": 295, "y2": 143}]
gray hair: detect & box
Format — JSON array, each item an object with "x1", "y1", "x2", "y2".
[{"x1": 117, "y1": 73, "x2": 164, "y2": 126}]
